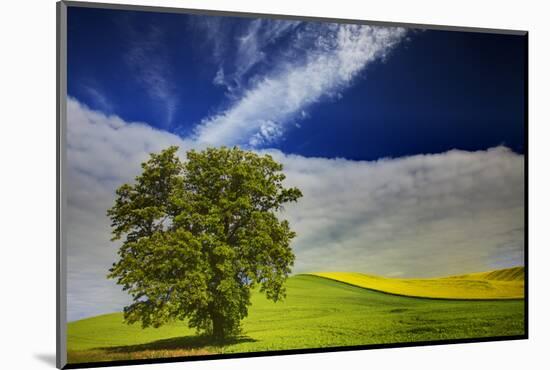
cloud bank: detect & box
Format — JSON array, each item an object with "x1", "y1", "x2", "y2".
[
  {"x1": 66, "y1": 98, "x2": 191, "y2": 320},
  {"x1": 267, "y1": 148, "x2": 524, "y2": 277},
  {"x1": 194, "y1": 23, "x2": 406, "y2": 147},
  {"x1": 66, "y1": 98, "x2": 524, "y2": 321}
]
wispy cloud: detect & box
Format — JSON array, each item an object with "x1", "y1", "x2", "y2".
[
  {"x1": 195, "y1": 17, "x2": 300, "y2": 95},
  {"x1": 66, "y1": 99, "x2": 524, "y2": 320},
  {"x1": 125, "y1": 25, "x2": 177, "y2": 128},
  {"x1": 83, "y1": 85, "x2": 113, "y2": 113},
  {"x1": 212, "y1": 19, "x2": 301, "y2": 95},
  {"x1": 194, "y1": 23, "x2": 406, "y2": 147},
  {"x1": 191, "y1": 16, "x2": 228, "y2": 63}
]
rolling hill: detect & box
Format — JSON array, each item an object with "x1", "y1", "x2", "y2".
[
  {"x1": 445, "y1": 266, "x2": 524, "y2": 282},
  {"x1": 310, "y1": 266, "x2": 524, "y2": 300},
  {"x1": 67, "y1": 273, "x2": 525, "y2": 364}
]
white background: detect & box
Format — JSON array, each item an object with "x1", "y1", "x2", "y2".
[{"x1": 1, "y1": 0, "x2": 548, "y2": 369}]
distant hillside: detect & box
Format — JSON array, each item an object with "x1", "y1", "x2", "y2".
[
  {"x1": 309, "y1": 266, "x2": 524, "y2": 300},
  {"x1": 445, "y1": 266, "x2": 524, "y2": 281}
]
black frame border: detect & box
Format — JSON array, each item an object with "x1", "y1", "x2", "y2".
[{"x1": 57, "y1": 1, "x2": 529, "y2": 369}]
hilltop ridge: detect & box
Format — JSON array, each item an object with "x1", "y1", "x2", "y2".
[{"x1": 309, "y1": 266, "x2": 524, "y2": 300}]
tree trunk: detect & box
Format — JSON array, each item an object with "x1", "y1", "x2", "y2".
[{"x1": 212, "y1": 313, "x2": 224, "y2": 341}]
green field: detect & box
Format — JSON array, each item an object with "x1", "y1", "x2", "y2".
[{"x1": 67, "y1": 274, "x2": 525, "y2": 364}]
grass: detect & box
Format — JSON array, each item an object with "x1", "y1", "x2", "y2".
[
  {"x1": 67, "y1": 274, "x2": 525, "y2": 364},
  {"x1": 310, "y1": 267, "x2": 524, "y2": 299}
]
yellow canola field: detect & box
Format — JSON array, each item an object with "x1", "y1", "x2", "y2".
[{"x1": 310, "y1": 267, "x2": 524, "y2": 300}]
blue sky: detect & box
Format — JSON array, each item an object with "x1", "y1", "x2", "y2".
[
  {"x1": 65, "y1": 6, "x2": 526, "y2": 320},
  {"x1": 68, "y1": 7, "x2": 525, "y2": 160}
]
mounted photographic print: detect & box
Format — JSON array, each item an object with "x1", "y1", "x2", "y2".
[{"x1": 56, "y1": 1, "x2": 527, "y2": 368}]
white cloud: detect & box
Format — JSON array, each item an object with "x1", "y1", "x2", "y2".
[
  {"x1": 266, "y1": 147, "x2": 524, "y2": 277},
  {"x1": 232, "y1": 19, "x2": 300, "y2": 90},
  {"x1": 205, "y1": 18, "x2": 301, "y2": 95},
  {"x1": 66, "y1": 99, "x2": 524, "y2": 320},
  {"x1": 213, "y1": 67, "x2": 226, "y2": 86},
  {"x1": 66, "y1": 98, "x2": 195, "y2": 321},
  {"x1": 194, "y1": 24, "x2": 406, "y2": 146}
]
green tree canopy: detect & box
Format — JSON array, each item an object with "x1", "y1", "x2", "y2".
[{"x1": 107, "y1": 146, "x2": 302, "y2": 339}]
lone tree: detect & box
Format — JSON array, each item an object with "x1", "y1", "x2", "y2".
[{"x1": 107, "y1": 146, "x2": 302, "y2": 340}]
